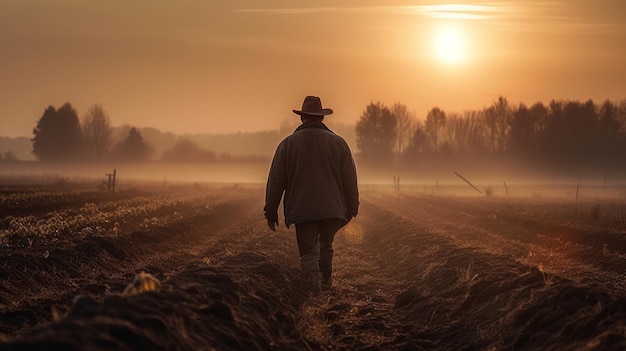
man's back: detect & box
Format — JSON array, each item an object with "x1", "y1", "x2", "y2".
[{"x1": 265, "y1": 122, "x2": 358, "y2": 226}]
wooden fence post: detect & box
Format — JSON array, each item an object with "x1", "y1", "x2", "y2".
[{"x1": 104, "y1": 169, "x2": 117, "y2": 192}]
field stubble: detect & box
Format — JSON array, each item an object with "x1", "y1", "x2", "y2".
[{"x1": 0, "y1": 183, "x2": 625, "y2": 350}]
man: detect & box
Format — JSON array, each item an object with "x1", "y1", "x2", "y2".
[{"x1": 264, "y1": 96, "x2": 359, "y2": 292}]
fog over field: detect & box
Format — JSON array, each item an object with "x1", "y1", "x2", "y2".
[{"x1": 1, "y1": 160, "x2": 625, "y2": 201}]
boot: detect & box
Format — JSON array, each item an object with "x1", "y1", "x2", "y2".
[{"x1": 304, "y1": 271, "x2": 321, "y2": 294}]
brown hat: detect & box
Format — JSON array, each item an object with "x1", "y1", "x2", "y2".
[{"x1": 292, "y1": 96, "x2": 333, "y2": 116}]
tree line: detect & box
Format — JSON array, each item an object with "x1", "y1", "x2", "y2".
[
  {"x1": 354, "y1": 97, "x2": 626, "y2": 172},
  {"x1": 29, "y1": 102, "x2": 263, "y2": 163},
  {"x1": 24, "y1": 97, "x2": 626, "y2": 172},
  {"x1": 31, "y1": 103, "x2": 152, "y2": 162},
  {"x1": 0, "y1": 151, "x2": 18, "y2": 163}
]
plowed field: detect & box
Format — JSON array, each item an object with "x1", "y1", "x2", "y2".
[{"x1": 1, "y1": 183, "x2": 625, "y2": 350}]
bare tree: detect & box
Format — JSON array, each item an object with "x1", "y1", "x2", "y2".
[
  {"x1": 484, "y1": 96, "x2": 512, "y2": 153},
  {"x1": 425, "y1": 107, "x2": 446, "y2": 152},
  {"x1": 391, "y1": 102, "x2": 415, "y2": 158},
  {"x1": 440, "y1": 110, "x2": 488, "y2": 154},
  {"x1": 355, "y1": 102, "x2": 396, "y2": 164},
  {"x1": 462, "y1": 110, "x2": 488, "y2": 152},
  {"x1": 405, "y1": 120, "x2": 428, "y2": 157},
  {"x1": 82, "y1": 104, "x2": 113, "y2": 161},
  {"x1": 439, "y1": 112, "x2": 463, "y2": 153}
]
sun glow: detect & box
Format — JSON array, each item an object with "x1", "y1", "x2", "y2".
[{"x1": 434, "y1": 25, "x2": 467, "y2": 64}]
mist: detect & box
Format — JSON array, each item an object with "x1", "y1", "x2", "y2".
[{"x1": 2, "y1": 157, "x2": 625, "y2": 202}]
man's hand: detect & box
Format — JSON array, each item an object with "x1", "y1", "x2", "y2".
[{"x1": 267, "y1": 219, "x2": 279, "y2": 231}]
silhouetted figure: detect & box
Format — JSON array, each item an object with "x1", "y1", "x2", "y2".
[{"x1": 264, "y1": 96, "x2": 359, "y2": 293}]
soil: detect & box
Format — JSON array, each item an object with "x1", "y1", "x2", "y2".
[{"x1": 1, "y1": 183, "x2": 626, "y2": 350}]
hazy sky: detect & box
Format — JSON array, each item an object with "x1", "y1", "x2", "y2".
[{"x1": 1, "y1": 0, "x2": 625, "y2": 137}]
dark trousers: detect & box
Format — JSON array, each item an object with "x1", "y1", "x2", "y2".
[{"x1": 295, "y1": 218, "x2": 343, "y2": 277}]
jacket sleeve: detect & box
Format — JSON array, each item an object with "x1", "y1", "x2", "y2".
[
  {"x1": 341, "y1": 142, "x2": 359, "y2": 218},
  {"x1": 264, "y1": 143, "x2": 287, "y2": 221}
]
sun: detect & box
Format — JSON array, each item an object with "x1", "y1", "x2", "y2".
[{"x1": 434, "y1": 25, "x2": 467, "y2": 64}]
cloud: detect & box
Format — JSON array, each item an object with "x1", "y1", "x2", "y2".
[
  {"x1": 234, "y1": 2, "x2": 625, "y2": 32},
  {"x1": 234, "y1": 5, "x2": 495, "y2": 18},
  {"x1": 415, "y1": 4, "x2": 503, "y2": 20}
]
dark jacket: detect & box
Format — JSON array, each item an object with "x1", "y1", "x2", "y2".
[{"x1": 264, "y1": 122, "x2": 359, "y2": 226}]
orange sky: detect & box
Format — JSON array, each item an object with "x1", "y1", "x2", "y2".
[{"x1": 1, "y1": 0, "x2": 625, "y2": 137}]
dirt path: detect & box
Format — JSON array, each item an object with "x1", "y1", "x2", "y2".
[{"x1": 1, "y1": 187, "x2": 626, "y2": 350}]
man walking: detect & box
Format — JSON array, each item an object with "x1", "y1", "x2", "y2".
[{"x1": 264, "y1": 96, "x2": 359, "y2": 292}]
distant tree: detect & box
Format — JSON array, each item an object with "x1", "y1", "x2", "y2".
[
  {"x1": 140, "y1": 127, "x2": 178, "y2": 156},
  {"x1": 391, "y1": 102, "x2": 415, "y2": 158},
  {"x1": 32, "y1": 102, "x2": 83, "y2": 161},
  {"x1": 324, "y1": 120, "x2": 357, "y2": 149},
  {"x1": 618, "y1": 99, "x2": 626, "y2": 140},
  {"x1": 598, "y1": 100, "x2": 622, "y2": 137},
  {"x1": 404, "y1": 121, "x2": 428, "y2": 159},
  {"x1": 2, "y1": 151, "x2": 17, "y2": 162},
  {"x1": 278, "y1": 117, "x2": 300, "y2": 137},
  {"x1": 529, "y1": 102, "x2": 549, "y2": 137},
  {"x1": 543, "y1": 99, "x2": 599, "y2": 165},
  {"x1": 425, "y1": 107, "x2": 446, "y2": 152},
  {"x1": 461, "y1": 110, "x2": 488, "y2": 153},
  {"x1": 440, "y1": 112, "x2": 472, "y2": 153},
  {"x1": 618, "y1": 100, "x2": 626, "y2": 167},
  {"x1": 111, "y1": 127, "x2": 153, "y2": 161},
  {"x1": 82, "y1": 104, "x2": 113, "y2": 161},
  {"x1": 355, "y1": 102, "x2": 397, "y2": 163},
  {"x1": 596, "y1": 100, "x2": 624, "y2": 164},
  {"x1": 160, "y1": 139, "x2": 217, "y2": 162},
  {"x1": 508, "y1": 103, "x2": 537, "y2": 157},
  {"x1": 484, "y1": 96, "x2": 512, "y2": 153}
]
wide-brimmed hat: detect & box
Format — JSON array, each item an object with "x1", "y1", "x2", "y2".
[{"x1": 293, "y1": 96, "x2": 333, "y2": 116}]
